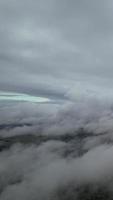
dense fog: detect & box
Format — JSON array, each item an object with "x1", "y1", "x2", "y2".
[{"x1": 0, "y1": 99, "x2": 113, "y2": 199}]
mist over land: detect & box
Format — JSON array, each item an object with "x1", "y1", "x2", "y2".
[{"x1": 1, "y1": 97, "x2": 113, "y2": 200}]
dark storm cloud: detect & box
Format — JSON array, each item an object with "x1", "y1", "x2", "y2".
[{"x1": 1, "y1": 0, "x2": 113, "y2": 99}]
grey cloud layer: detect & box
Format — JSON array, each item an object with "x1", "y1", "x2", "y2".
[
  {"x1": 1, "y1": 99, "x2": 113, "y2": 199},
  {"x1": 0, "y1": 0, "x2": 113, "y2": 98},
  {"x1": 1, "y1": 99, "x2": 113, "y2": 141}
]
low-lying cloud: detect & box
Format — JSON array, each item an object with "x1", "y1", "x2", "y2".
[{"x1": 0, "y1": 97, "x2": 113, "y2": 199}]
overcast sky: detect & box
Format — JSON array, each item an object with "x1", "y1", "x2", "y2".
[{"x1": 0, "y1": 0, "x2": 113, "y2": 101}]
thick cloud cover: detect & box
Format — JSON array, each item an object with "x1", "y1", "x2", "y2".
[
  {"x1": 1, "y1": 98, "x2": 113, "y2": 199},
  {"x1": 1, "y1": 0, "x2": 113, "y2": 99},
  {"x1": 1, "y1": 0, "x2": 113, "y2": 199}
]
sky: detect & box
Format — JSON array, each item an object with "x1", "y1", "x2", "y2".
[{"x1": 0, "y1": 0, "x2": 113, "y2": 101}]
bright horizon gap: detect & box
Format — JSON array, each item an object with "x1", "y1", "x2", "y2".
[{"x1": 0, "y1": 91, "x2": 51, "y2": 103}]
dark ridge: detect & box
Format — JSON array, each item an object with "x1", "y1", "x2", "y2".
[
  {"x1": 0, "y1": 129, "x2": 89, "y2": 151},
  {"x1": 0, "y1": 128, "x2": 112, "y2": 153},
  {"x1": 0, "y1": 123, "x2": 32, "y2": 130},
  {"x1": 55, "y1": 183, "x2": 113, "y2": 200}
]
